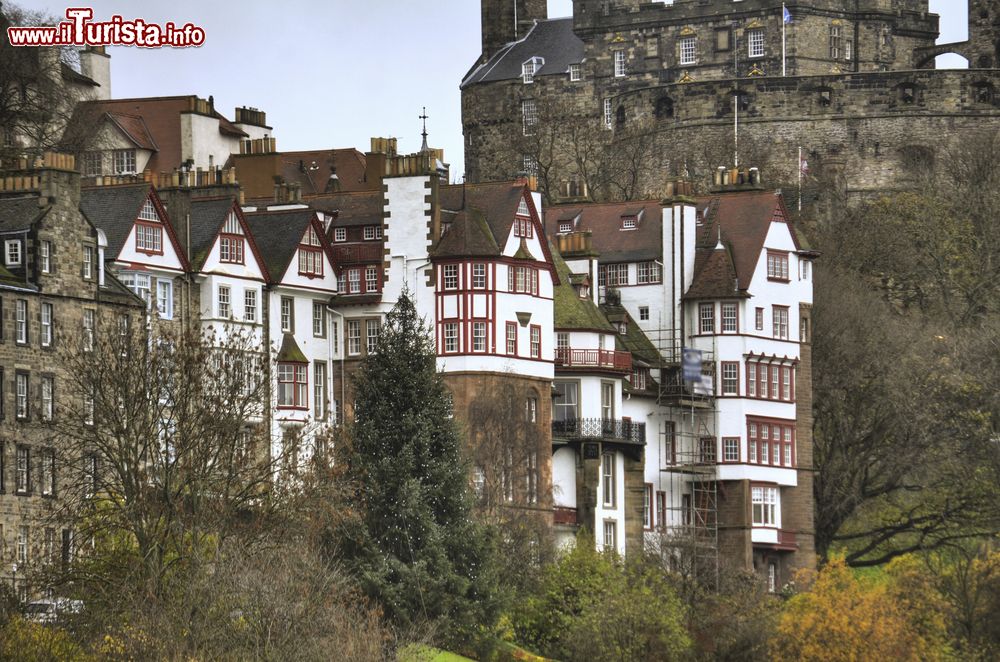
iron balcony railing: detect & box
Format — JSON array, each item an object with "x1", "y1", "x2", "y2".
[
  {"x1": 552, "y1": 417, "x2": 646, "y2": 445},
  {"x1": 555, "y1": 348, "x2": 632, "y2": 373}
]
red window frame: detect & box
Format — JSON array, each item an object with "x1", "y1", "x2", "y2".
[
  {"x1": 219, "y1": 234, "x2": 245, "y2": 264},
  {"x1": 472, "y1": 320, "x2": 488, "y2": 353},
  {"x1": 722, "y1": 436, "x2": 741, "y2": 463},
  {"x1": 721, "y1": 361, "x2": 739, "y2": 396},
  {"x1": 655, "y1": 490, "x2": 667, "y2": 531},
  {"x1": 747, "y1": 417, "x2": 796, "y2": 467},
  {"x1": 277, "y1": 362, "x2": 308, "y2": 410},
  {"x1": 755, "y1": 306, "x2": 764, "y2": 331},
  {"x1": 721, "y1": 301, "x2": 738, "y2": 333},
  {"x1": 662, "y1": 421, "x2": 676, "y2": 467},
  {"x1": 643, "y1": 483, "x2": 654, "y2": 530},
  {"x1": 530, "y1": 324, "x2": 541, "y2": 358},
  {"x1": 772, "y1": 305, "x2": 789, "y2": 339},
  {"x1": 699, "y1": 302, "x2": 715, "y2": 334},
  {"x1": 506, "y1": 321, "x2": 517, "y2": 355},
  {"x1": 134, "y1": 221, "x2": 163, "y2": 255},
  {"x1": 766, "y1": 250, "x2": 790, "y2": 282},
  {"x1": 298, "y1": 247, "x2": 324, "y2": 277}
]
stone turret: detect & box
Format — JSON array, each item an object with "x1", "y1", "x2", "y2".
[{"x1": 481, "y1": 0, "x2": 547, "y2": 61}]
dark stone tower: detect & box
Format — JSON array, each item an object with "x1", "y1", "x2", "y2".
[
  {"x1": 968, "y1": 0, "x2": 1000, "y2": 68},
  {"x1": 481, "y1": 0, "x2": 547, "y2": 61}
]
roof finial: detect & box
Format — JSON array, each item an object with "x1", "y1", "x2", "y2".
[{"x1": 419, "y1": 106, "x2": 429, "y2": 152}]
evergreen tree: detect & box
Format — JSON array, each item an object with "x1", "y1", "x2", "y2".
[{"x1": 340, "y1": 293, "x2": 496, "y2": 643}]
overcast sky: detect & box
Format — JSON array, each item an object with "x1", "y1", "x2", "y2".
[{"x1": 17, "y1": 0, "x2": 968, "y2": 181}]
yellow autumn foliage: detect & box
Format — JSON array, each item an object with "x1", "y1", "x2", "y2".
[{"x1": 771, "y1": 557, "x2": 953, "y2": 662}]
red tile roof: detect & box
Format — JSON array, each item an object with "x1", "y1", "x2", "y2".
[
  {"x1": 231, "y1": 149, "x2": 371, "y2": 201},
  {"x1": 545, "y1": 200, "x2": 663, "y2": 263},
  {"x1": 65, "y1": 96, "x2": 247, "y2": 174}
]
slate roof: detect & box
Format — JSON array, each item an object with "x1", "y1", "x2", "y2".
[
  {"x1": 0, "y1": 196, "x2": 48, "y2": 232},
  {"x1": 552, "y1": 244, "x2": 615, "y2": 333},
  {"x1": 695, "y1": 190, "x2": 800, "y2": 291},
  {"x1": 545, "y1": 201, "x2": 663, "y2": 263},
  {"x1": 64, "y1": 96, "x2": 247, "y2": 174},
  {"x1": 189, "y1": 197, "x2": 242, "y2": 271},
  {"x1": 309, "y1": 190, "x2": 383, "y2": 228},
  {"x1": 79, "y1": 184, "x2": 149, "y2": 256},
  {"x1": 438, "y1": 181, "x2": 527, "y2": 254},
  {"x1": 462, "y1": 18, "x2": 583, "y2": 87},
  {"x1": 685, "y1": 244, "x2": 744, "y2": 300},
  {"x1": 243, "y1": 209, "x2": 322, "y2": 282},
  {"x1": 600, "y1": 303, "x2": 660, "y2": 366},
  {"x1": 434, "y1": 208, "x2": 500, "y2": 257}
]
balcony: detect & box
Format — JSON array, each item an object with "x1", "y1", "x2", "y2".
[
  {"x1": 555, "y1": 348, "x2": 631, "y2": 373},
  {"x1": 552, "y1": 417, "x2": 646, "y2": 445},
  {"x1": 331, "y1": 242, "x2": 383, "y2": 265},
  {"x1": 553, "y1": 506, "x2": 578, "y2": 526}
]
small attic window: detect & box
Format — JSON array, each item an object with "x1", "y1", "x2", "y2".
[
  {"x1": 618, "y1": 322, "x2": 627, "y2": 334},
  {"x1": 138, "y1": 199, "x2": 158, "y2": 222},
  {"x1": 517, "y1": 199, "x2": 530, "y2": 216},
  {"x1": 579, "y1": 285, "x2": 590, "y2": 299},
  {"x1": 523, "y1": 57, "x2": 544, "y2": 84},
  {"x1": 334, "y1": 227, "x2": 346, "y2": 242},
  {"x1": 559, "y1": 222, "x2": 572, "y2": 234},
  {"x1": 621, "y1": 215, "x2": 637, "y2": 230}
]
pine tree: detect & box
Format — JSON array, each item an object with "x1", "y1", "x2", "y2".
[{"x1": 341, "y1": 293, "x2": 496, "y2": 642}]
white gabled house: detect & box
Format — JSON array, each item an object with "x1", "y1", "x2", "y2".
[{"x1": 80, "y1": 183, "x2": 189, "y2": 323}]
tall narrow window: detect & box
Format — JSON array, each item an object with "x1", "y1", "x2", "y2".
[
  {"x1": 721, "y1": 302, "x2": 737, "y2": 333},
  {"x1": 281, "y1": 296, "x2": 294, "y2": 332},
  {"x1": 366, "y1": 319, "x2": 380, "y2": 354},
  {"x1": 83, "y1": 309, "x2": 94, "y2": 351},
  {"x1": 16, "y1": 372, "x2": 28, "y2": 419},
  {"x1": 313, "y1": 361, "x2": 327, "y2": 420},
  {"x1": 522, "y1": 99, "x2": 537, "y2": 136},
  {"x1": 773, "y1": 306, "x2": 789, "y2": 339},
  {"x1": 602, "y1": 453, "x2": 616, "y2": 507},
  {"x1": 603, "y1": 520, "x2": 617, "y2": 550},
  {"x1": 643, "y1": 484, "x2": 653, "y2": 529},
  {"x1": 218, "y1": 285, "x2": 231, "y2": 319},
  {"x1": 526, "y1": 451, "x2": 538, "y2": 504},
  {"x1": 41, "y1": 376, "x2": 53, "y2": 421},
  {"x1": 679, "y1": 36, "x2": 697, "y2": 65},
  {"x1": 755, "y1": 307, "x2": 764, "y2": 331},
  {"x1": 41, "y1": 449, "x2": 54, "y2": 496},
  {"x1": 16, "y1": 445, "x2": 29, "y2": 492},
  {"x1": 347, "y1": 268, "x2": 361, "y2": 293},
  {"x1": 313, "y1": 301, "x2": 326, "y2": 337},
  {"x1": 699, "y1": 302, "x2": 715, "y2": 334},
  {"x1": 157, "y1": 280, "x2": 173, "y2": 319},
  {"x1": 443, "y1": 322, "x2": 458, "y2": 353},
  {"x1": 16, "y1": 299, "x2": 27, "y2": 344},
  {"x1": 298, "y1": 225, "x2": 324, "y2": 276},
  {"x1": 829, "y1": 25, "x2": 842, "y2": 60},
  {"x1": 244, "y1": 289, "x2": 257, "y2": 322},
  {"x1": 748, "y1": 29, "x2": 765, "y2": 58},
  {"x1": 219, "y1": 213, "x2": 245, "y2": 264},
  {"x1": 347, "y1": 320, "x2": 361, "y2": 355},
  {"x1": 603, "y1": 98, "x2": 613, "y2": 128},
  {"x1": 83, "y1": 246, "x2": 94, "y2": 280},
  {"x1": 530, "y1": 325, "x2": 541, "y2": 358},
  {"x1": 614, "y1": 49, "x2": 626, "y2": 77},
  {"x1": 721, "y1": 362, "x2": 739, "y2": 395},
  {"x1": 40, "y1": 240, "x2": 51, "y2": 273},
  {"x1": 506, "y1": 321, "x2": 517, "y2": 355},
  {"x1": 472, "y1": 263, "x2": 487, "y2": 289},
  {"x1": 40, "y1": 302, "x2": 53, "y2": 346}
]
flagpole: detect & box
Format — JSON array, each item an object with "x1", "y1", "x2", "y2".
[
  {"x1": 734, "y1": 24, "x2": 739, "y2": 168},
  {"x1": 798, "y1": 146, "x2": 803, "y2": 212},
  {"x1": 782, "y1": 3, "x2": 787, "y2": 77}
]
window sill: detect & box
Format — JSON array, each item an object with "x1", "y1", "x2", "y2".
[
  {"x1": 136, "y1": 249, "x2": 164, "y2": 256},
  {"x1": 767, "y1": 277, "x2": 791, "y2": 283},
  {"x1": 277, "y1": 405, "x2": 309, "y2": 411}
]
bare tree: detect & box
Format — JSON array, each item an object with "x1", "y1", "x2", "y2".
[{"x1": 45, "y1": 318, "x2": 285, "y2": 602}]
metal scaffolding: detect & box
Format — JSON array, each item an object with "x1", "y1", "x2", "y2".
[{"x1": 651, "y1": 326, "x2": 720, "y2": 590}]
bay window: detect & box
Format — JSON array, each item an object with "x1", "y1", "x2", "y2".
[
  {"x1": 752, "y1": 486, "x2": 779, "y2": 527},
  {"x1": 277, "y1": 362, "x2": 308, "y2": 408}
]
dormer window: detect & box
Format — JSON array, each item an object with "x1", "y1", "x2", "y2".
[
  {"x1": 298, "y1": 225, "x2": 324, "y2": 277},
  {"x1": 621, "y1": 216, "x2": 637, "y2": 230},
  {"x1": 363, "y1": 225, "x2": 382, "y2": 241},
  {"x1": 5, "y1": 239, "x2": 21, "y2": 266},
  {"x1": 334, "y1": 227, "x2": 346, "y2": 242},
  {"x1": 112, "y1": 149, "x2": 136, "y2": 175},
  {"x1": 559, "y1": 222, "x2": 572, "y2": 234},
  {"x1": 569, "y1": 63, "x2": 582, "y2": 81},
  {"x1": 522, "y1": 57, "x2": 543, "y2": 84},
  {"x1": 618, "y1": 322, "x2": 627, "y2": 334},
  {"x1": 135, "y1": 223, "x2": 163, "y2": 254},
  {"x1": 219, "y1": 212, "x2": 245, "y2": 264}
]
